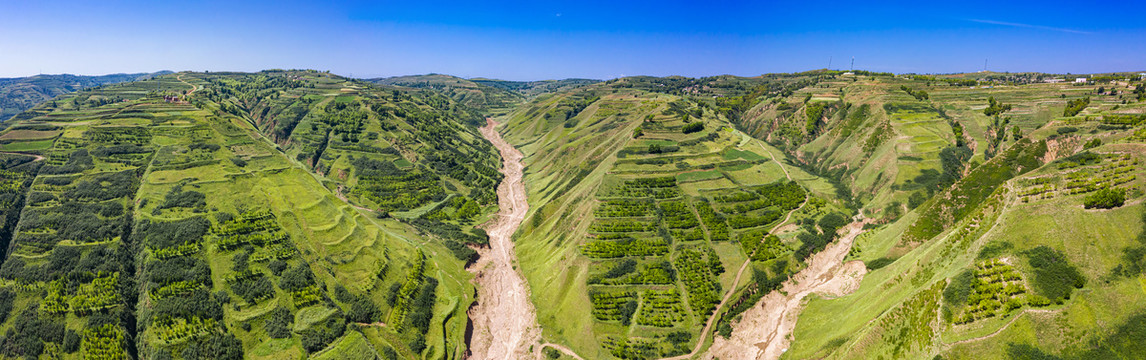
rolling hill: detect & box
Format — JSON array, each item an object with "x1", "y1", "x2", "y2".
[
  {"x1": 0, "y1": 72, "x2": 170, "y2": 121},
  {"x1": 0, "y1": 70, "x2": 504, "y2": 359},
  {"x1": 0, "y1": 68, "x2": 1141, "y2": 360}
]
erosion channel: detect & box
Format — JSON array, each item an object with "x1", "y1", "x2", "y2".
[{"x1": 467, "y1": 119, "x2": 543, "y2": 360}]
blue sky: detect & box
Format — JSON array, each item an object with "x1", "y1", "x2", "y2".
[{"x1": 0, "y1": 0, "x2": 1143, "y2": 80}]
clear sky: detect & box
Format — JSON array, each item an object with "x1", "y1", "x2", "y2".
[{"x1": 1, "y1": 0, "x2": 1143, "y2": 80}]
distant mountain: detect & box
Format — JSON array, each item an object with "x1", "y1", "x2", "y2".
[{"x1": 0, "y1": 71, "x2": 170, "y2": 120}]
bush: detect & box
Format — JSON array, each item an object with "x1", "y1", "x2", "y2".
[
  {"x1": 1084, "y1": 188, "x2": 1125, "y2": 209},
  {"x1": 682, "y1": 122, "x2": 704, "y2": 134},
  {"x1": 62, "y1": 330, "x2": 80, "y2": 353},
  {"x1": 1024, "y1": 246, "x2": 1086, "y2": 302},
  {"x1": 942, "y1": 270, "x2": 973, "y2": 307},
  {"x1": 1063, "y1": 97, "x2": 1090, "y2": 117},
  {"x1": 347, "y1": 295, "x2": 381, "y2": 323},
  {"x1": 266, "y1": 306, "x2": 292, "y2": 338},
  {"x1": 1083, "y1": 138, "x2": 1102, "y2": 149},
  {"x1": 279, "y1": 263, "x2": 316, "y2": 291},
  {"x1": 865, "y1": 257, "x2": 895, "y2": 270}
]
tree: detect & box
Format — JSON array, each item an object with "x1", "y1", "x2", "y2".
[
  {"x1": 984, "y1": 97, "x2": 1012, "y2": 116},
  {"x1": 1084, "y1": 188, "x2": 1125, "y2": 209}
]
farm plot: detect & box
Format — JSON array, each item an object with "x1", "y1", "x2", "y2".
[
  {"x1": 949, "y1": 259, "x2": 1040, "y2": 324},
  {"x1": 1018, "y1": 152, "x2": 1140, "y2": 203}
]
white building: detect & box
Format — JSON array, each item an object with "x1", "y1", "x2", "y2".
[{"x1": 1074, "y1": 77, "x2": 1088, "y2": 83}]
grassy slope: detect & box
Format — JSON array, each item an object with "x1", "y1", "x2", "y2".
[
  {"x1": 0, "y1": 71, "x2": 484, "y2": 359},
  {"x1": 736, "y1": 73, "x2": 1134, "y2": 226},
  {"x1": 783, "y1": 80, "x2": 1146, "y2": 359},
  {"x1": 500, "y1": 83, "x2": 844, "y2": 358}
]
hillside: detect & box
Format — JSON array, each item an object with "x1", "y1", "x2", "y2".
[
  {"x1": 771, "y1": 73, "x2": 1146, "y2": 360},
  {"x1": 370, "y1": 74, "x2": 599, "y2": 114},
  {"x1": 0, "y1": 70, "x2": 505, "y2": 359},
  {"x1": 369, "y1": 74, "x2": 525, "y2": 112},
  {"x1": 0, "y1": 68, "x2": 1140, "y2": 360},
  {"x1": 0, "y1": 72, "x2": 169, "y2": 121},
  {"x1": 495, "y1": 79, "x2": 855, "y2": 358},
  {"x1": 488, "y1": 71, "x2": 1146, "y2": 359}
]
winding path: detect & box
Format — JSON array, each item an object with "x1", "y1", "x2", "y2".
[
  {"x1": 944, "y1": 309, "x2": 1060, "y2": 347},
  {"x1": 467, "y1": 119, "x2": 542, "y2": 360},
  {"x1": 0, "y1": 152, "x2": 44, "y2": 162},
  {"x1": 176, "y1": 74, "x2": 201, "y2": 96}
]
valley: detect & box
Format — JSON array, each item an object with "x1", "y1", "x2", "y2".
[
  {"x1": 466, "y1": 119, "x2": 540, "y2": 360},
  {"x1": 0, "y1": 69, "x2": 1141, "y2": 360}
]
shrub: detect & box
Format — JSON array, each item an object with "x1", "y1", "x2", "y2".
[
  {"x1": 682, "y1": 122, "x2": 704, "y2": 134},
  {"x1": 1063, "y1": 97, "x2": 1090, "y2": 116},
  {"x1": 942, "y1": 270, "x2": 974, "y2": 307},
  {"x1": 865, "y1": 257, "x2": 895, "y2": 271},
  {"x1": 1083, "y1": 138, "x2": 1102, "y2": 149},
  {"x1": 1024, "y1": 246, "x2": 1086, "y2": 302},
  {"x1": 1084, "y1": 188, "x2": 1125, "y2": 209}
]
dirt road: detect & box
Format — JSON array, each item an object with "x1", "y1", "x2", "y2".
[
  {"x1": 0, "y1": 152, "x2": 45, "y2": 162},
  {"x1": 176, "y1": 74, "x2": 201, "y2": 96},
  {"x1": 467, "y1": 119, "x2": 542, "y2": 360},
  {"x1": 707, "y1": 219, "x2": 870, "y2": 360}
]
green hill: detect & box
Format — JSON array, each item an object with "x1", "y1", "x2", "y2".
[
  {"x1": 491, "y1": 71, "x2": 1146, "y2": 359},
  {"x1": 0, "y1": 70, "x2": 503, "y2": 359},
  {"x1": 496, "y1": 78, "x2": 853, "y2": 358},
  {"x1": 0, "y1": 72, "x2": 170, "y2": 121}
]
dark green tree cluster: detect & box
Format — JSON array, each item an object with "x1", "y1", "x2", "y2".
[
  {"x1": 983, "y1": 97, "x2": 1012, "y2": 116},
  {"x1": 1063, "y1": 97, "x2": 1090, "y2": 116},
  {"x1": 1023, "y1": 246, "x2": 1086, "y2": 303},
  {"x1": 1083, "y1": 188, "x2": 1125, "y2": 209},
  {"x1": 900, "y1": 86, "x2": 929, "y2": 101},
  {"x1": 794, "y1": 212, "x2": 849, "y2": 261}
]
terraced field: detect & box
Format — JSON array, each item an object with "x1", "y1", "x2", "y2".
[
  {"x1": 497, "y1": 80, "x2": 853, "y2": 359},
  {"x1": 0, "y1": 71, "x2": 492, "y2": 359}
]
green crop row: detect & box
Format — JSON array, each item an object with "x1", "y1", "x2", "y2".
[
  {"x1": 590, "y1": 291, "x2": 638, "y2": 322},
  {"x1": 581, "y1": 238, "x2": 670, "y2": 258},
  {"x1": 635, "y1": 289, "x2": 686, "y2": 327},
  {"x1": 693, "y1": 200, "x2": 729, "y2": 241},
  {"x1": 659, "y1": 201, "x2": 699, "y2": 229},
  {"x1": 672, "y1": 246, "x2": 724, "y2": 316}
]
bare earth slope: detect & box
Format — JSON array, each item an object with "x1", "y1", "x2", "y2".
[{"x1": 468, "y1": 119, "x2": 542, "y2": 359}]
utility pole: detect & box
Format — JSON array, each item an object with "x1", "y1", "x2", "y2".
[
  {"x1": 851, "y1": 57, "x2": 855, "y2": 71},
  {"x1": 828, "y1": 56, "x2": 832, "y2": 70},
  {"x1": 984, "y1": 59, "x2": 988, "y2": 72}
]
